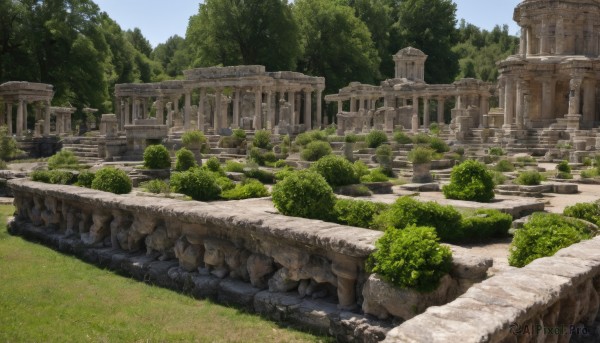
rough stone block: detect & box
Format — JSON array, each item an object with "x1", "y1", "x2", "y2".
[{"x1": 218, "y1": 279, "x2": 261, "y2": 311}]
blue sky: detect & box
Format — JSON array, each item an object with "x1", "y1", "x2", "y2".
[{"x1": 94, "y1": 0, "x2": 522, "y2": 48}]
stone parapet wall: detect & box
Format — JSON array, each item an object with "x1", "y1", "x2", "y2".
[
  {"x1": 384, "y1": 237, "x2": 600, "y2": 342},
  {"x1": 8, "y1": 179, "x2": 491, "y2": 341}
]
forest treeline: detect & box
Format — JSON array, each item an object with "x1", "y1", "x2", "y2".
[{"x1": 0, "y1": 0, "x2": 518, "y2": 121}]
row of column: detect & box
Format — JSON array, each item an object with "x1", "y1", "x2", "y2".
[
  {"x1": 521, "y1": 18, "x2": 599, "y2": 56},
  {"x1": 1, "y1": 99, "x2": 51, "y2": 136}
]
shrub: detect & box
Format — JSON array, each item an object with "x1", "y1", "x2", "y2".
[
  {"x1": 557, "y1": 160, "x2": 571, "y2": 173},
  {"x1": 204, "y1": 156, "x2": 222, "y2": 173},
  {"x1": 221, "y1": 179, "x2": 269, "y2": 200},
  {"x1": 181, "y1": 130, "x2": 207, "y2": 148},
  {"x1": 232, "y1": 128, "x2": 247, "y2": 140},
  {"x1": 556, "y1": 171, "x2": 573, "y2": 179},
  {"x1": 494, "y1": 159, "x2": 515, "y2": 172},
  {"x1": 91, "y1": 167, "x2": 132, "y2": 194},
  {"x1": 272, "y1": 170, "x2": 336, "y2": 221},
  {"x1": 344, "y1": 133, "x2": 358, "y2": 143},
  {"x1": 215, "y1": 176, "x2": 235, "y2": 191},
  {"x1": 459, "y1": 209, "x2": 513, "y2": 241},
  {"x1": 275, "y1": 167, "x2": 295, "y2": 181},
  {"x1": 361, "y1": 168, "x2": 390, "y2": 183},
  {"x1": 48, "y1": 150, "x2": 80, "y2": 170},
  {"x1": 143, "y1": 144, "x2": 171, "y2": 170},
  {"x1": 429, "y1": 122, "x2": 440, "y2": 135},
  {"x1": 76, "y1": 171, "x2": 95, "y2": 188},
  {"x1": 365, "y1": 130, "x2": 388, "y2": 148},
  {"x1": 412, "y1": 133, "x2": 431, "y2": 144},
  {"x1": 224, "y1": 161, "x2": 245, "y2": 173},
  {"x1": 583, "y1": 157, "x2": 592, "y2": 167},
  {"x1": 563, "y1": 202, "x2": 600, "y2": 227},
  {"x1": 294, "y1": 132, "x2": 314, "y2": 147},
  {"x1": 443, "y1": 160, "x2": 495, "y2": 202},
  {"x1": 252, "y1": 129, "x2": 272, "y2": 150},
  {"x1": 353, "y1": 161, "x2": 370, "y2": 179},
  {"x1": 310, "y1": 155, "x2": 358, "y2": 187},
  {"x1": 175, "y1": 148, "x2": 197, "y2": 172},
  {"x1": 408, "y1": 146, "x2": 434, "y2": 164},
  {"x1": 366, "y1": 226, "x2": 452, "y2": 292},
  {"x1": 170, "y1": 168, "x2": 221, "y2": 201},
  {"x1": 488, "y1": 147, "x2": 505, "y2": 156},
  {"x1": 334, "y1": 199, "x2": 388, "y2": 228},
  {"x1": 372, "y1": 196, "x2": 463, "y2": 241},
  {"x1": 31, "y1": 170, "x2": 76, "y2": 185},
  {"x1": 490, "y1": 170, "x2": 507, "y2": 186},
  {"x1": 0, "y1": 126, "x2": 20, "y2": 160},
  {"x1": 141, "y1": 179, "x2": 170, "y2": 194},
  {"x1": 243, "y1": 168, "x2": 275, "y2": 184},
  {"x1": 323, "y1": 125, "x2": 336, "y2": 135},
  {"x1": 514, "y1": 170, "x2": 542, "y2": 186},
  {"x1": 273, "y1": 160, "x2": 288, "y2": 168},
  {"x1": 394, "y1": 131, "x2": 413, "y2": 144},
  {"x1": 508, "y1": 213, "x2": 593, "y2": 267},
  {"x1": 300, "y1": 141, "x2": 332, "y2": 161},
  {"x1": 429, "y1": 137, "x2": 449, "y2": 153},
  {"x1": 580, "y1": 169, "x2": 598, "y2": 179}
]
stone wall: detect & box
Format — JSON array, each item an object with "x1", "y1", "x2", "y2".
[
  {"x1": 384, "y1": 237, "x2": 600, "y2": 342},
  {"x1": 8, "y1": 179, "x2": 491, "y2": 342}
]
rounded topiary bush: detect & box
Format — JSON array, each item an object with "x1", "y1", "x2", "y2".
[
  {"x1": 204, "y1": 156, "x2": 222, "y2": 173},
  {"x1": 366, "y1": 225, "x2": 453, "y2": 292},
  {"x1": 170, "y1": 168, "x2": 221, "y2": 201},
  {"x1": 563, "y1": 202, "x2": 600, "y2": 227},
  {"x1": 459, "y1": 209, "x2": 513, "y2": 241},
  {"x1": 508, "y1": 213, "x2": 593, "y2": 267},
  {"x1": 143, "y1": 144, "x2": 171, "y2": 170},
  {"x1": 252, "y1": 129, "x2": 272, "y2": 150},
  {"x1": 494, "y1": 159, "x2": 515, "y2": 172},
  {"x1": 175, "y1": 148, "x2": 197, "y2": 172},
  {"x1": 300, "y1": 141, "x2": 332, "y2": 161},
  {"x1": 310, "y1": 155, "x2": 358, "y2": 187},
  {"x1": 48, "y1": 150, "x2": 80, "y2": 170},
  {"x1": 77, "y1": 171, "x2": 95, "y2": 188},
  {"x1": 442, "y1": 159, "x2": 495, "y2": 202},
  {"x1": 373, "y1": 196, "x2": 463, "y2": 241},
  {"x1": 408, "y1": 146, "x2": 434, "y2": 164},
  {"x1": 334, "y1": 199, "x2": 389, "y2": 228},
  {"x1": 394, "y1": 131, "x2": 413, "y2": 144},
  {"x1": 91, "y1": 167, "x2": 132, "y2": 194},
  {"x1": 428, "y1": 137, "x2": 449, "y2": 153},
  {"x1": 365, "y1": 130, "x2": 388, "y2": 148},
  {"x1": 272, "y1": 170, "x2": 336, "y2": 221},
  {"x1": 514, "y1": 170, "x2": 542, "y2": 186},
  {"x1": 181, "y1": 130, "x2": 207, "y2": 148}
]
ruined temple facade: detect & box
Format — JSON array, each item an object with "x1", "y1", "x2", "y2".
[
  {"x1": 325, "y1": 47, "x2": 493, "y2": 134},
  {"x1": 499, "y1": 0, "x2": 600, "y2": 131}
]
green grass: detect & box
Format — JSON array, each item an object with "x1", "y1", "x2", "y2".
[{"x1": 0, "y1": 205, "x2": 327, "y2": 342}]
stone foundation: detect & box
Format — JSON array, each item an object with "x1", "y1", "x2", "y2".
[{"x1": 8, "y1": 179, "x2": 492, "y2": 342}]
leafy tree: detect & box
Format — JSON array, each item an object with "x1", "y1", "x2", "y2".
[
  {"x1": 125, "y1": 28, "x2": 153, "y2": 58},
  {"x1": 294, "y1": 0, "x2": 380, "y2": 93},
  {"x1": 152, "y1": 35, "x2": 191, "y2": 78},
  {"x1": 186, "y1": 0, "x2": 300, "y2": 71}
]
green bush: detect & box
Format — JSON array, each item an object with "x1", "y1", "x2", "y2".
[
  {"x1": 583, "y1": 157, "x2": 593, "y2": 167},
  {"x1": 272, "y1": 170, "x2": 336, "y2": 221},
  {"x1": 353, "y1": 161, "x2": 370, "y2": 179},
  {"x1": 232, "y1": 128, "x2": 247, "y2": 140},
  {"x1": 294, "y1": 132, "x2": 313, "y2": 147},
  {"x1": 143, "y1": 145, "x2": 171, "y2": 170},
  {"x1": 76, "y1": 171, "x2": 95, "y2": 188},
  {"x1": 412, "y1": 133, "x2": 431, "y2": 144},
  {"x1": 365, "y1": 130, "x2": 388, "y2": 148},
  {"x1": 514, "y1": 170, "x2": 542, "y2": 186},
  {"x1": 273, "y1": 160, "x2": 288, "y2": 168},
  {"x1": 323, "y1": 125, "x2": 336, "y2": 135},
  {"x1": 408, "y1": 146, "x2": 434, "y2": 164},
  {"x1": 48, "y1": 150, "x2": 80, "y2": 170},
  {"x1": 508, "y1": 213, "x2": 593, "y2": 267},
  {"x1": 243, "y1": 168, "x2": 275, "y2": 184},
  {"x1": 557, "y1": 160, "x2": 571, "y2": 173},
  {"x1": 141, "y1": 179, "x2": 170, "y2": 194},
  {"x1": 373, "y1": 196, "x2": 463, "y2": 241},
  {"x1": 0, "y1": 126, "x2": 20, "y2": 160},
  {"x1": 443, "y1": 160, "x2": 495, "y2": 202},
  {"x1": 275, "y1": 167, "x2": 295, "y2": 181},
  {"x1": 252, "y1": 129, "x2": 272, "y2": 150},
  {"x1": 224, "y1": 161, "x2": 245, "y2": 173},
  {"x1": 488, "y1": 147, "x2": 505, "y2": 156},
  {"x1": 361, "y1": 168, "x2": 390, "y2": 183},
  {"x1": 91, "y1": 167, "x2": 132, "y2": 194},
  {"x1": 170, "y1": 168, "x2": 221, "y2": 201},
  {"x1": 310, "y1": 155, "x2": 358, "y2": 187},
  {"x1": 344, "y1": 133, "x2": 358, "y2": 143},
  {"x1": 300, "y1": 141, "x2": 332, "y2": 161},
  {"x1": 459, "y1": 209, "x2": 513, "y2": 241},
  {"x1": 175, "y1": 148, "x2": 197, "y2": 172},
  {"x1": 204, "y1": 157, "x2": 222, "y2": 173},
  {"x1": 556, "y1": 171, "x2": 573, "y2": 179},
  {"x1": 494, "y1": 159, "x2": 515, "y2": 172},
  {"x1": 394, "y1": 131, "x2": 413, "y2": 144},
  {"x1": 31, "y1": 170, "x2": 77, "y2": 185},
  {"x1": 215, "y1": 176, "x2": 235, "y2": 191},
  {"x1": 366, "y1": 225, "x2": 452, "y2": 292},
  {"x1": 429, "y1": 122, "x2": 440, "y2": 135},
  {"x1": 581, "y1": 169, "x2": 598, "y2": 179},
  {"x1": 563, "y1": 202, "x2": 600, "y2": 227},
  {"x1": 429, "y1": 137, "x2": 449, "y2": 153},
  {"x1": 221, "y1": 179, "x2": 269, "y2": 200},
  {"x1": 181, "y1": 130, "x2": 207, "y2": 148},
  {"x1": 490, "y1": 170, "x2": 507, "y2": 186},
  {"x1": 334, "y1": 199, "x2": 388, "y2": 228}
]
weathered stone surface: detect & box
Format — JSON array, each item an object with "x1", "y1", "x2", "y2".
[
  {"x1": 174, "y1": 237, "x2": 203, "y2": 272},
  {"x1": 247, "y1": 253, "x2": 274, "y2": 289},
  {"x1": 218, "y1": 279, "x2": 261, "y2": 311},
  {"x1": 268, "y1": 268, "x2": 300, "y2": 293}
]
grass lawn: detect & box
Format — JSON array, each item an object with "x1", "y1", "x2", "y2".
[{"x1": 0, "y1": 205, "x2": 328, "y2": 342}]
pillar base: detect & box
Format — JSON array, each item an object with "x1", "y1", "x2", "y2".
[{"x1": 565, "y1": 114, "x2": 581, "y2": 131}]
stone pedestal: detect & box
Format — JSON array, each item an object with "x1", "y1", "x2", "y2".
[
  {"x1": 566, "y1": 114, "x2": 581, "y2": 131},
  {"x1": 412, "y1": 163, "x2": 433, "y2": 183}
]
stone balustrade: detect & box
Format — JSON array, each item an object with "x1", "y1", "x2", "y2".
[{"x1": 8, "y1": 179, "x2": 492, "y2": 341}]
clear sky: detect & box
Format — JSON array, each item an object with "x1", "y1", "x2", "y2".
[{"x1": 94, "y1": 0, "x2": 523, "y2": 48}]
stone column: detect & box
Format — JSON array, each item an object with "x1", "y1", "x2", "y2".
[
  {"x1": 350, "y1": 96, "x2": 357, "y2": 112},
  {"x1": 316, "y1": 88, "x2": 323, "y2": 129},
  {"x1": 411, "y1": 95, "x2": 419, "y2": 133},
  {"x1": 498, "y1": 82, "x2": 505, "y2": 109},
  {"x1": 184, "y1": 91, "x2": 192, "y2": 130},
  {"x1": 503, "y1": 78, "x2": 515, "y2": 129},
  {"x1": 583, "y1": 79, "x2": 596, "y2": 127},
  {"x1": 437, "y1": 97, "x2": 445, "y2": 124},
  {"x1": 337, "y1": 100, "x2": 343, "y2": 113},
  {"x1": 6, "y1": 103, "x2": 12, "y2": 135},
  {"x1": 266, "y1": 89, "x2": 274, "y2": 129},
  {"x1": 526, "y1": 27, "x2": 535, "y2": 55},
  {"x1": 294, "y1": 92, "x2": 301, "y2": 125},
  {"x1": 288, "y1": 90, "x2": 296, "y2": 125},
  {"x1": 304, "y1": 88, "x2": 312, "y2": 131},
  {"x1": 132, "y1": 98, "x2": 139, "y2": 121},
  {"x1": 155, "y1": 99, "x2": 164, "y2": 124},
  {"x1": 124, "y1": 98, "x2": 131, "y2": 125},
  {"x1": 22, "y1": 99, "x2": 28, "y2": 133},
  {"x1": 197, "y1": 89, "x2": 206, "y2": 131},
  {"x1": 520, "y1": 27, "x2": 527, "y2": 56},
  {"x1": 43, "y1": 101, "x2": 51, "y2": 136},
  {"x1": 541, "y1": 79, "x2": 556, "y2": 120},
  {"x1": 214, "y1": 88, "x2": 222, "y2": 131},
  {"x1": 423, "y1": 96, "x2": 430, "y2": 128},
  {"x1": 568, "y1": 77, "x2": 583, "y2": 115},
  {"x1": 254, "y1": 87, "x2": 262, "y2": 130},
  {"x1": 540, "y1": 17, "x2": 550, "y2": 54},
  {"x1": 232, "y1": 89, "x2": 240, "y2": 129},
  {"x1": 556, "y1": 17, "x2": 565, "y2": 55},
  {"x1": 16, "y1": 99, "x2": 23, "y2": 136},
  {"x1": 515, "y1": 80, "x2": 525, "y2": 130}
]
